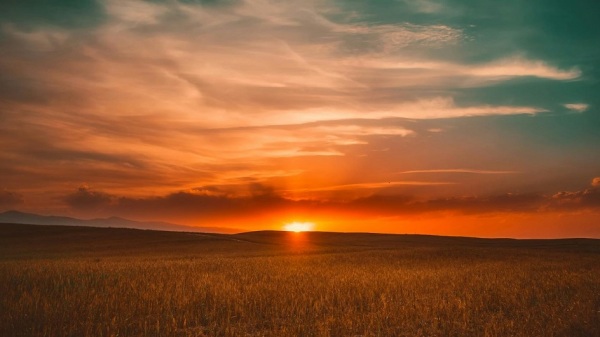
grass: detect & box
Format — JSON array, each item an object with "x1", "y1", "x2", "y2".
[{"x1": 1, "y1": 223, "x2": 599, "y2": 336}]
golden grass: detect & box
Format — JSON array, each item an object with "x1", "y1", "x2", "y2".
[{"x1": 1, "y1": 225, "x2": 599, "y2": 336}]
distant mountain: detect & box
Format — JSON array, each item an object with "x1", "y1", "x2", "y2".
[{"x1": 0, "y1": 210, "x2": 240, "y2": 234}]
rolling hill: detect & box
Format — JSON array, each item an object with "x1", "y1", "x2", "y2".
[{"x1": 0, "y1": 210, "x2": 239, "y2": 233}]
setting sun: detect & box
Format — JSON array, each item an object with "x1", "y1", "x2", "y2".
[
  {"x1": 1, "y1": 0, "x2": 599, "y2": 336},
  {"x1": 283, "y1": 221, "x2": 315, "y2": 232}
]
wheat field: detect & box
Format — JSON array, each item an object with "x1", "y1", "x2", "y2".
[{"x1": 1, "y1": 224, "x2": 599, "y2": 337}]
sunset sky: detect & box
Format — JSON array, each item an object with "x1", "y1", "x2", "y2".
[{"x1": 1, "y1": 0, "x2": 599, "y2": 237}]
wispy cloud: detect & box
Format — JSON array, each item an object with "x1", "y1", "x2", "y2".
[
  {"x1": 466, "y1": 56, "x2": 581, "y2": 81},
  {"x1": 284, "y1": 180, "x2": 455, "y2": 198},
  {"x1": 564, "y1": 103, "x2": 589, "y2": 113},
  {"x1": 398, "y1": 169, "x2": 518, "y2": 175},
  {"x1": 355, "y1": 56, "x2": 580, "y2": 84},
  {"x1": 0, "y1": 0, "x2": 569, "y2": 132},
  {"x1": 0, "y1": 0, "x2": 593, "y2": 222}
]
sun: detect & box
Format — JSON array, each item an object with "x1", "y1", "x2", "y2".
[{"x1": 283, "y1": 221, "x2": 315, "y2": 232}]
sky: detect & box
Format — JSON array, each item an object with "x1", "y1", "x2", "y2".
[{"x1": 1, "y1": 0, "x2": 599, "y2": 238}]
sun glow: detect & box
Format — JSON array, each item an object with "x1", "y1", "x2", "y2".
[{"x1": 283, "y1": 221, "x2": 315, "y2": 232}]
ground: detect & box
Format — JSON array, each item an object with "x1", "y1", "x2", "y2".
[{"x1": 1, "y1": 223, "x2": 599, "y2": 336}]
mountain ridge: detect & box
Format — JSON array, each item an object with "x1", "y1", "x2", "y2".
[{"x1": 0, "y1": 210, "x2": 240, "y2": 234}]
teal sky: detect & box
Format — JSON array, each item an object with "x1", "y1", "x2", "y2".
[{"x1": 0, "y1": 0, "x2": 599, "y2": 237}]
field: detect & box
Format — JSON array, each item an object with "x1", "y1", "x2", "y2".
[{"x1": 1, "y1": 223, "x2": 599, "y2": 337}]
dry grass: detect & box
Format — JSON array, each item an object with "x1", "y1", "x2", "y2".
[{"x1": 1, "y1": 224, "x2": 599, "y2": 336}]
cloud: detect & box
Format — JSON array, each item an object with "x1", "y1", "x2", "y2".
[
  {"x1": 284, "y1": 180, "x2": 455, "y2": 200},
  {"x1": 104, "y1": 0, "x2": 167, "y2": 26},
  {"x1": 249, "y1": 97, "x2": 544, "y2": 124},
  {"x1": 551, "y1": 188, "x2": 600, "y2": 210},
  {"x1": 64, "y1": 185, "x2": 114, "y2": 210},
  {"x1": 398, "y1": 169, "x2": 518, "y2": 174},
  {"x1": 349, "y1": 186, "x2": 600, "y2": 215},
  {"x1": 63, "y1": 184, "x2": 293, "y2": 221},
  {"x1": 564, "y1": 103, "x2": 589, "y2": 113},
  {"x1": 0, "y1": 0, "x2": 593, "y2": 217},
  {"x1": 0, "y1": 189, "x2": 24, "y2": 208},
  {"x1": 547, "y1": 178, "x2": 600, "y2": 209},
  {"x1": 344, "y1": 192, "x2": 548, "y2": 215},
  {"x1": 0, "y1": 0, "x2": 567, "y2": 131},
  {"x1": 335, "y1": 23, "x2": 463, "y2": 53},
  {"x1": 1, "y1": 24, "x2": 69, "y2": 51},
  {"x1": 404, "y1": 0, "x2": 444, "y2": 14},
  {"x1": 466, "y1": 56, "x2": 581, "y2": 81},
  {"x1": 62, "y1": 182, "x2": 600, "y2": 225},
  {"x1": 190, "y1": 182, "x2": 280, "y2": 198},
  {"x1": 358, "y1": 56, "x2": 580, "y2": 84}
]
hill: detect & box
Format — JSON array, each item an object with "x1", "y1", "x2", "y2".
[
  {"x1": 0, "y1": 210, "x2": 239, "y2": 234},
  {"x1": 1, "y1": 223, "x2": 598, "y2": 259},
  {"x1": 1, "y1": 223, "x2": 599, "y2": 336}
]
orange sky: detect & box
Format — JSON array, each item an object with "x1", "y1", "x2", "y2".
[{"x1": 0, "y1": 0, "x2": 599, "y2": 238}]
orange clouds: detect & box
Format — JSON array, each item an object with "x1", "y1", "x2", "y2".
[
  {"x1": 0, "y1": 0, "x2": 597, "y2": 239},
  {"x1": 59, "y1": 182, "x2": 600, "y2": 224}
]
